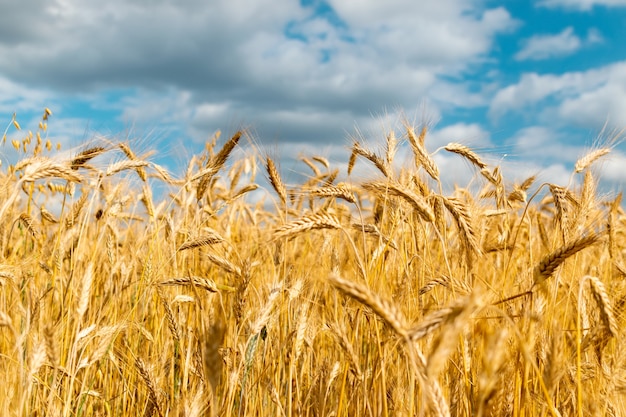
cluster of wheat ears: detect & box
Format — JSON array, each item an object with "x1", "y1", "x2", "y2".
[{"x1": 0, "y1": 109, "x2": 624, "y2": 417}]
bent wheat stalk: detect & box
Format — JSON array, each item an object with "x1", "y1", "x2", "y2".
[
  {"x1": 533, "y1": 233, "x2": 603, "y2": 287},
  {"x1": 327, "y1": 273, "x2": 407, "y2": 338}
]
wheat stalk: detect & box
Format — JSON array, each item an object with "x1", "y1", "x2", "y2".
[
  {"x1": 406, "y1": 126, "x2": 439, "y2": 180},
  {"x1": 347, "y1": 148, "x2": 358, "y2": 175},
  {"x1": 408, "y1": 296, "x2": 471, "y2": 341},
  {"x1": 76, "y1": 263, "x2": 94, "y2": 324},
  {"x1": 327, "y1": 273, "x2": 407, "y2": 338},
  {"x1": 205, "y1": 253, "x2": 242, "y2": 277},
  {"x1": 19, "y1": 213, "x2": 39, "y2": 239},
  {"x1": 17, "y1": 157, "x2": 82, "y2": 183},
  {"x1": 40, "y1": 206, "x2": 58, "y2": 223},
  {"x1": 444, "y1": 143, "x2": 487, "y2": 170},
  {"x1": 71, "y1": 146, "x2": 106, "y2": 170},
  {"x1": 266, "y1": 157, "x2": 287, "y2": 206},
  {"x1": 363, "y1": 181, "x2": 434, "y2": 222},
  {"x1": 533, "y1": 233, "x2": 603, "y2": 286},
  {"x1": 105, "y1": 160, "x2": 149, "y2": 177},
  {"x1": 575, "y1": 148, "x2": 610, "y2": 173},
  {"x1": 312, "y1": 155, "x2": 330, "y2": 169},
  {"x1": 439, "y1": 196, "x2": 481, "y2": 256},
  {"x1": 65, "y1": 193, "x2": 88, "y2": 229},
  {"x1": 274, "y1": 212, "x2": 342, "y2": 239},
  {"x1": 178, "y1": 228, "x2": 225, "y2": 251},
  {"x1": 196, "y1": 131, "x2": 242, "y2": 200},
  {"x1": 584, "y1": 275, "x2": 618, "y2": 338},
  {"x1": 156, "y1": 288, "x2": 181, "y2": 342},
  {"x1": 301, "y1": 157, "x2": 322, "y2": 176},
  {"x1": 351, "y1": 222, "x2": 397, "y2": 249},
  {"x1": 351, "y1": 142, "x2": 391, "y2": 178},
  {"x1": 418, "y1": 275, "x2": 451, "y2": 296},
  {"x1": 119, "y1": 142, "x2": 148, "y2": 181},
  {"x1": 134, "y1": 357, "x2": 163, "y2": 417},
  {"x1": 230, "y1": 184, "x2": 258, "y2": 201},
  {"x1": 209, "y1": 131, "x2": 242, "y2": 172},
  {"x1": 310, "y1": 185, "x2": 356, "y2": 204},
  {"x1": 159, "y1": 276, "x2": 221, "y2": 293}
]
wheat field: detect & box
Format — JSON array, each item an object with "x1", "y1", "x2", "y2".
[{"x1": 1, "y1": 110, "x2": 625, "y2": 416}]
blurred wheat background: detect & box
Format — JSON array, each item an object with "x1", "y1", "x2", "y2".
[{"x1": 0, "y1": 110, "x2": 624, "y2": 417}]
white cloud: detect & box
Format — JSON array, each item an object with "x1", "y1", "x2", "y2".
[
  {"x1": 515, "y1": 27, "x2": 604, "y2": 61},
  {"x1": 507, "y1": 126, "x2": 582, "y2": 162},
  {"x1": 490, "y1": 62, "x2": 626, "y2": 129},
  {"x1": 433, "y1": 153, "x2": 484, "y2": 188},
  {"x1": 427, "y1": 123, "x2": 492, "y2": 149},
  {"x1": 601, "y1": 151, "x2": 626, "y2": 183},
  {"x1": 119, "y1": 90, "x2": 194, "y2": 126},
  {"x1": 482, "y1": 157, "x2": 570, "y2": 189},
  {"x1": 558, "y1": 78, "x2": 626, "y2": 127},
  {"x1": 495, "y1": 125, "x2": 626, "y2": 188},
  {"x1": 533, "y1": 163, "x2": 572, "y2": 187},
  {"x1": 490, "y1": 72, "x2": 584, "y2": 117},
  {"x1": 191, "y1": 102, "x2": 231, "y2": 129},
  {"x1": 326, "y1": 2, "x2": 516, "y2": 71},
  {"x1": 538, "y1": 0, "x2": 626, "y2": 10},
  {"x1": 515, "y1": 27, "x2": 582, "y2": 61},
  {"x1": 586, "y1": 28, "x2": 604, "y2": 44},
  {"x1": 0, "y1": 76, "x2": 53, "y2": 113}
]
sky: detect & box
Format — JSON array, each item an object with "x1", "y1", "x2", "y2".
[{"x1": 1, "y1": 0, "x2": 626, "y2": 193}]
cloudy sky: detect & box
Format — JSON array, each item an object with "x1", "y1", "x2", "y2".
[{"x1": 1, "y1": 0, "x2": 626, "y2": 190}]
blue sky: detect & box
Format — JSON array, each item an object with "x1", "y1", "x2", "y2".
[{"x1": 1, "y1": 0, "x2": 626, "y2": 190}]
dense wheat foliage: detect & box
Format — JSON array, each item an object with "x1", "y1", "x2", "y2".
[{"x1": 1, "y1": 110, "x2": 626, "y2": 416}]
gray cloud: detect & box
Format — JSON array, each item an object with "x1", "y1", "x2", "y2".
[
  {"x1": 2, "y1": 0, "x2": 623, "y2": 193},
  {"x1": 0, "y1": 0, "x2": 514, "y2": 117},
  {"x1": 0, "y1": 0, "x2": 53, "y2": 43},
  {"x1": 0, "y1": 0, "x2": 523, "y2": 159}
]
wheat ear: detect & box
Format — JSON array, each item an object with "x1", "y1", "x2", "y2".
[
  {"x1": 71, "y1": 146, "x2": 106, "y2": 170},
  {"x1": 327, "y1": 273, "x2": 407, "y2": 338},
  {"x1": 266, "y1": 157, "x2": 287, "y2": 206},
  {"x1": 17, "y1": 157, "x2": 82, "y2": 183},
  {"x1": 134, "y1": 357, "x2": 163, "y2": 417},
  {"x1": 351, "y1": 142, "x2": 391, "y2": 178},
  {"x1": 105, "y1": 160, "x2": 149, "y2": 177},
  {"x1": 406, "y1": 126, "x2": 439, "y2": 180},
  {"x1": 177, "y1": 228, "x2": 225, "y2": 251},
  {"x1": 119, "y1": 142, "x2": 148, "y2": 181},
  {"x1": 274, "y1": 212, "x2": 342, "y2": 239},
  {"x1": 159, "y1": 276, "x2": 229, "y2": 293},
  {"x1": 533, "y1": 233, "x2": 603, "y2": 286},
  {"x1": 574, "y1": 148, "x2": 610, "y2": 173},
  {"x1": 439, "y1": 196, "x2": 481, "y2": 256},
  {"x1": 209, "y1": 131, "x2": 242, "y2": 171},
  {"x1": 363, "y1": 181, "x2": 434, "y2": 222},
  {"x1": 584, "y1": 275, "x2": 618, "y2": 338},
  {"x1": 444, "y1": 143, "x2": 487, "y2": 170},
  {"x1": 310, "y1": 185, "x2": 357, "y2": 204}
]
